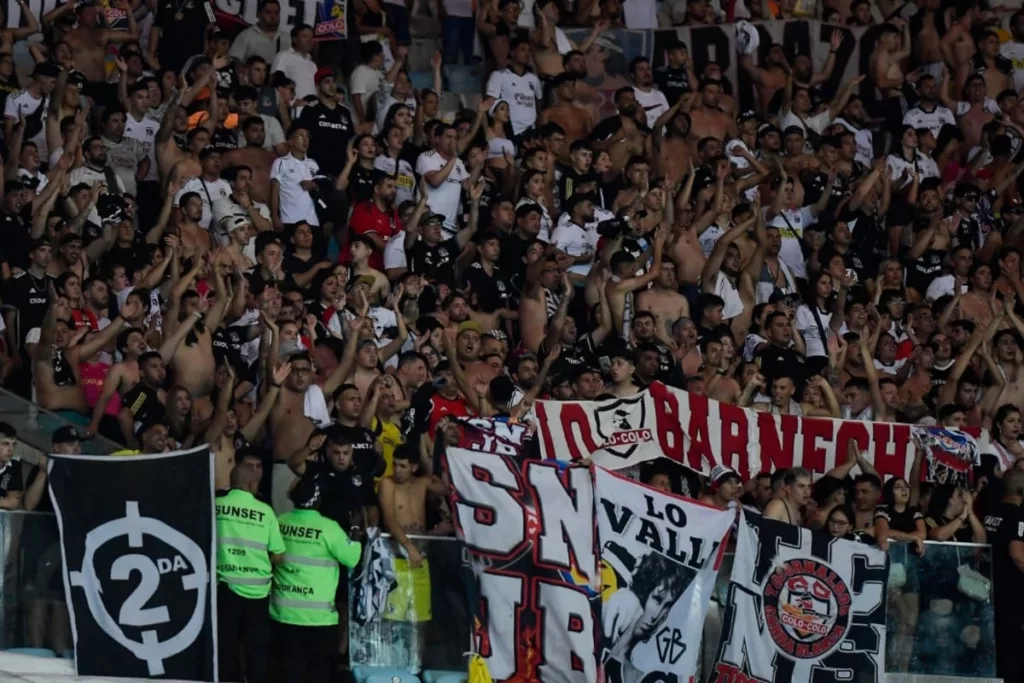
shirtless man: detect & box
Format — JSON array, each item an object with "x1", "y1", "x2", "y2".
[
  {"x1": 956, "y1": 30, "x2": 1012, "y2": 100},
  {"x1": 379, "y1": 444, "x2": 447, "y2": 567},
  {"x1": 45, "y1": 0, "x2": 138, "y2": 85},
  {"x1": 87, "y1": 316, "x2": 200, "y2": 438},
  {"x1": 684, "y1": 78, "x2": 733, "y2": 153},
  {"x1": 538, "y1": 73, "x2": 593, "y2": 149},
  {"x1": 957, "y1": 75, "x2": 996, "y2": 155},
  {"x1": 739, "y1": 43, "x2": 789, "y2": 117},
  {"x1": 519, "y1": 255, "x2": 561, "y2": 352},
  {"x1": 763, "y1": 467, "x2": 811, "y2": 526},
  {"x1": 606, "y1": 227, "x2": 666, "y2": 339},
  {"x1": 269, "y1": 322, "x2": 360, "y2": 513},
  {"x1": 174, "y1": 193, "x2": 212, "y2": 258},
  {"x1": 162, "y1": 256, "x2": 234, "y2": 427},
  {"x1": 589, "y1": 88, "x2": 652, "y2": 174},
  {"x1": 636, "y1": 259, "x2": 689, "y2": 338},
  {"x1": 871, "y1": 22, "x2": 914, "y2": 132},
  {"x1": 204, "y1": 363, "x2": 289, "y2": 488},
  {"x1": 35, "y1": 290, "x2": 143, "y2": 422},
  {"x1": 221, "y1": 123, "x2": 276, "y2": 204},
  {"x1": 155, "y1": 73, "x2": 216, "y2": 185},
  {"x1": 652, "y1": 101, "x2": 692, "y2": 188}
]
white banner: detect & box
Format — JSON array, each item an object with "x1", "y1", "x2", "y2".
[
  {"x1": 594, "y1": 467, "x2": 733, "y2": 683},
  {"x1": 707, "y1": 511, "x2": 888, "y2": 683}
]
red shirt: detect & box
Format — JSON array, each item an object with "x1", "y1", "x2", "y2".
[
  {"x1": 427, "y1": 394, "x2": 471, "y2": 440},
  {"x1": 345, "y1": 199, "x2": 402, "y2": 271}
]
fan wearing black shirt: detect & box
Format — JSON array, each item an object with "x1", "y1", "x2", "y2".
[
  {"x1": 753, "y1": 311, "x2": 807, "y2": 389},
  {"x1": 406, "y1": 182, "x2": 482, "y2": 280},
  {"x1": 984, "y1": 469, "x2": 1024, "y2": 682},
  {"x1": 653, "y1": 38, "x2": 696, "y2": 106},
  {"x1": 0, "y1": 422, "x2": 22, "y2": 510},
  {"x1": 119, "y1": 350, "x2": 170, "y2": 447},
  {"x1": 293, "y1": 69, "x2": 356, "y2": 177},
  {"x1": 332, "y1": 383, "x2": 384, "y2": 481},
  {"x1": 339, "y1": 133, "x2": 378, "y2": 204}
]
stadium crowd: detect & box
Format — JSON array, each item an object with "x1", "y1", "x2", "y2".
[{"x1": 0, "y1": 0, "x2": 1023, "y2": 679}]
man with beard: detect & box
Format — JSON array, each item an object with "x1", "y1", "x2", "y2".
[
  {"x1": 685, "y1": 78, "x2": 731, "y2": 149},
  {"x1": 903, "y1": 75, "x2": 957, "y2": 137},
  {"x1": 68, "y1": 137, "x2": 127, "y2": 226},
  {"x1": 629, "y1": 57, "x2": 668, "y2": 129},
  {"x1": 834, "y1": 99, "x2": 874, "y2": 169},
  {"x1": 229, "y1": 0, "x2": 289, "y2": 64},
  {"x1": 630, "y1": 312, "x2": 682, "y2": 386},
  {"x1": 924, "y1": 244, "x2": 973, "y2": 303},
  {"x1": 211, "y1": 165, "x2": 272, "y2": 244},
  {"x1": 100, "y1": 107, "x2": 149, "y2": 198},
  {"x1": 175, "y1": 147, "x2": 231, "y2": 230},
  {"x1": 293, "y1": 68, "x2": 355, "y2": 177},
  {"x1": 349, "y1": 172, "x2": 401, "y2": 272},
  {"x1": 550, "y1": 192, "x2": 599, "y2": 278},
  {"x1": 589, "y1": 88, "x2": 651, "y2": 174}
]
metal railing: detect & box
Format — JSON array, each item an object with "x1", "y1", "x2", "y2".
[
  {"x1": 348, "y1": 536, "x2": 999, "y2": 679},
  {"x1": 0, "y1": 513, "x2": 998, "y2": 679}
]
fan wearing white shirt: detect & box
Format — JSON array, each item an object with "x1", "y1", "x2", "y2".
[
  {"x1": 779, "y1": 77, "x2": 861, "y2": 154},
  {"x1": 765, "y1": 172, "x2": 832, "y2": 280},
  {"x1": 629, "y1": 57, "x2": 668, "y2": 130},
  {"x1": 415, "y1": 122, "x2": 470, "y2": 236},
  {"x1": 485, "y1": 37, "x2": 543, "y2": 136},
  {"x1": 174, "y1": 148, "x2": 231, "y2": 230},
  {"x1": 902, "y1": 75, "x2": 956, "y2": 137},
  {"x1": 270, "y1": 124, "x2": 321, "y2": 229},
  {"x1": 551, "y1": 194, "x2": 600, "y2": 278},
  {"x1": 269, "y1": 24, "x2": 317, "y2": 101}
]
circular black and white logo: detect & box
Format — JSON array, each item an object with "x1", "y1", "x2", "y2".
[
  {"x1": 67, "y1": 502, "x2": 208, "y2": 675},
  {"x1": 762, "y1": 559, "x2": 851, "y2": 659}
]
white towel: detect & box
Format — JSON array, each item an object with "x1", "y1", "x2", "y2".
[{"x1": 303, "y1": 385, "x2": 332, "y2": 428}]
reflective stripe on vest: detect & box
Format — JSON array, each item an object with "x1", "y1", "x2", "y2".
[
  {"x1": 221, "y1": 537, "x2": 268, "y2": 550},
  {"x1": 222, "y1": 575, "x2": 272, "y2": 586},
  {"x1": 283, "y1": 553, "x2": 336, "y2": 567},
  {"x1": 271, "y1": 596, "x2": 334, "y2": 611}
]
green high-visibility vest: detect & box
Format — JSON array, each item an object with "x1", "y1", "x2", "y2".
[
  {"x1": 215, "y1": 488, "x2": 285, "y2": 599},
  {"x1": 270, "y1": 508, "x2": 362, "y2": 626}
]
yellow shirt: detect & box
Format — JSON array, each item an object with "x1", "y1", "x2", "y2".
[
  {"x1": 111, "y1": 449, "x2": 141, "y2": 457},
  {"x1": 371, "y1": 417, "x2": 403, "y2": 486}
]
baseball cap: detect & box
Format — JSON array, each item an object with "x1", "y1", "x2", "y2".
[
  {"x1": 222, "y1": 214, "x2": 251, "y2": 234},
  {"x1": 709, "y1": 464, "x2": 742, "y2": 489},
  {"x1": 736, "y1": 109, "x2": 757, "y2": 124},
  {"x1": 314, "y1": 66, "x2": 335, "y2": 85},
  {"x1": 52, "y1": 425, "x2": 84, "y2": 446},
  {"x1": 423, "y1": 213, "x2": 445, "y2": 225},
  {"x1": 458, "y1": 321, "x2": 484, "y2": 336}
]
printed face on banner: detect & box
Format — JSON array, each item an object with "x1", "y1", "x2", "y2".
[
  {"x1": 708, "y1": 512, "x2": 888, "y2": 683},
  {"x1": 594, "y1": 394, "x2": 654, "y2": 459},
  {"x1": 447, "y1": 448, "x2": 599, "y2": 683},
  {"x1": 594, "y1": 466, "x2": 734, "y2": 683}
]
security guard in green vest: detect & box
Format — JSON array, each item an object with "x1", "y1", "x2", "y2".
[
  {"x1": 271, "y1": 472, "x2": 362, "y2": 683},
  {"x1": 216, "y1": 463, "x2": 284, "y2": 683}
]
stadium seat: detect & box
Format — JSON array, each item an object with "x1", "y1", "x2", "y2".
[
  {"x1": 4, "y1": 647, "x2": 56, "y2": 658},
  {"x1": 353, "y1": 666, "x2": 422, "y2": 683},
  {"x1": 422, "y1": 671, "x2": 467, "y2": 683},
  {"x1": 409, "y1": 70, "x2": 435, "y2": 92},
  {"x1": 443, "y1": 65, "x2": 481, "y2": 95}
]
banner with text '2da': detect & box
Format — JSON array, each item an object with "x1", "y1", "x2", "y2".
[
  {"x1": 594, "y1": 467, "x2": 733, "y2": 683},
  {"x1": 49, "y1": 447, "x2": 217, "y2": 681},
  {"x1": 708, "y1": 511, "x2": 888, "y2": 683},
  {"x1": 447, "y1": 447, "x2": 601, "y2": 683}
]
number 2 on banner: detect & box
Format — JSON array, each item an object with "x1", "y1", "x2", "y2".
[{"x1": 110, "y1": 554, "x2": 171, "y2": 627}]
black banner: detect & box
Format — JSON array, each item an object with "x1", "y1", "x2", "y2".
[{"x1": 48, "y1": 446, "x2": 218, "y2": 680}]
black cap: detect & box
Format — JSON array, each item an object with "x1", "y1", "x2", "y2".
[
  {"x1": 198, "y1": 146, "x2": 221, "y2": 161},
  {"x1": 67, "y1": 70, "x2": 87, "y2": 88},
  {"x1": 32, "y1": 62, "x2": 59, "y2": 79},
  {"x1": 52, "y1": 425, "x2": 84, "y2": 446},
  {"x1": 782, "y1": 125, "x2": 805, "y2": 138},
  {"x1": 736, "y1": 109, "x2": 757, "y2": 124}
]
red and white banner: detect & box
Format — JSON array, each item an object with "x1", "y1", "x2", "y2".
[{"x1": 535, "y1": 382, "x2": 984, "y2": 481}]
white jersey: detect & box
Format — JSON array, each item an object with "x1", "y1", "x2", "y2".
[
  {"x1": 123, "y1": 113, "x2": 160, "y2": 183},
  {"x1": 767, "y1": 206, "x2": 816, "y2": 279},
  {"x1": 4, "y1": 90, "x2": 49, "y2": 160},
  {"x1": 833, "y1": 118, "x2": 874, "y2": 167},
  {"x1": 1001, "y1": 41, "x2": 1024, "y2": 92},
  {"x1": 485, "y1": 67, "x2": 543, "y2": 136},
  {"x1": 902, "y1": 103, "x2": 956, "y2": 138}
]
